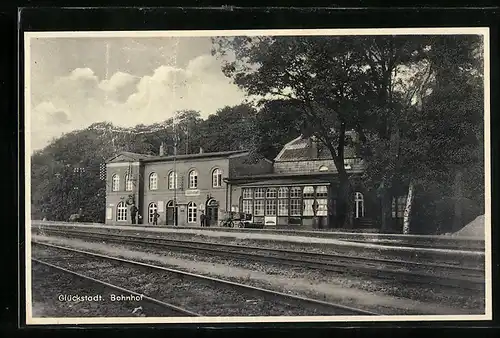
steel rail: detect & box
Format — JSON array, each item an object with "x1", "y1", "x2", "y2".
[
  {"x1": 32, "y1": 258, "x2": 201, "y2": 317},
  {"x1": 33, "y1": 227, "x2": 485, "y2": 291},
  {"x1": 32, "y1": 241, "x2": 379, "y2": 316}
]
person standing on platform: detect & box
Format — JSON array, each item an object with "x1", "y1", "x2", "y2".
[
  {"x1": 200, "y1": 211, "x2": 206, "y2": 227},
  {"x1": 130, "y1": 204, "x2": 138, "y2": 224},
  {"x1": 152, "y1": 211, "x2": 160, "y2": 225}
]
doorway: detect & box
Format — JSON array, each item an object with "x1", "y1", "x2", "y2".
[
  {"x1": 206, "y1": 199, "x2": 219, "y2": 227},
  {"x1": 166, "y1": 200, "x2": 178, "y2": 226}
]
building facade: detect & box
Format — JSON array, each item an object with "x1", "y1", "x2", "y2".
[{"x1": 105, "y1": 133, "x2": 405, "y2": 230}]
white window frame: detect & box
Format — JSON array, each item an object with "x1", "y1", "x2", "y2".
[
  {"x1": 168, "y1": 171, "x2": 178, "y2": 190},
  {"x1": 212, "y1": 168, "x2": 222, "y2": 187},
  {"x1": 125, "y1": 174, "x2": 133, "y2": 191},
  {"x1": 242, "y1": 200, "x2": 253, "y2": 214},
  {"x1": 278, "y1": 199, "x2": 289, "y2": 216},
  {"x1": 266, "y1": 188, "x2": 277, "y2": 199},
  {"x1": 111, "y1": 174, "x2": 120, "y2": 191},
  {"x1": 242, "y1": 188, "x2": 253, "y2": 199},
  {"x1": 355, "y1": 192, "x2": 365, "y2": 218},
  {"x1": 116, "y1": 202, "x2": 127, "y2": 221},
  {"x1": 290, "y1": 187, "x2": 302, "y2": 198},
  {"x1": 265, "y1": 199, "x2": 277, "y2": 216},
  {"x1": 148, "y1": 202, "x2": 158, "y2": 224},
  {"x1": 254, "y1": 188, "x2": 265, "y2": 199},
  {"x1": 189, "y1": 170, "x2": 198, "y2": 189},
  {"x1": 290, "y1": 199, "x2": 301, "y2": 216},
  {"x1": 303, "y1": 199, "x2": 314, "y2": 216},
  {"x1": 187, "y1": 202, "x2": 197, "y2": 223},
  {"x1": 254, "y1": 200, "x2": 264, "y2": 216},
  {"x1": 149, "y1": 172, "x2": 158, "y2": 190},
  {"x1": 278, "y1": 187, "x2": 289, "y2": 199}
]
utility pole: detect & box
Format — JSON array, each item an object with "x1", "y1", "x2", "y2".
[{"x1": 73, "y1": 167, "x2": 86, "y2": 217}]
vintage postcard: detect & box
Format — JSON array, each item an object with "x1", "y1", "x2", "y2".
[{"x1": 24, "y1": 27, "x2": 491, "y2": 325}]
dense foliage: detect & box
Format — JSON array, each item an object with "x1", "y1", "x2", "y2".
[{"x1": 31, "y1": 35, "x2": 485, "y2": 234}]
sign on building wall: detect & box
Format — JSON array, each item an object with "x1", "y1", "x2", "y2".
[
  {"x1": 106, "y1": 208, "x2": 113, "y2": 220},
  {"x1": 157, "y1": 201, "x2": 164, "y2": 212},
  {"x1": 185, "y1": 189, "x2": 200, "y2": 197}
]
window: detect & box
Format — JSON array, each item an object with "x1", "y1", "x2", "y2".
[
  {"x1": 188, "y1": 170, "x2": 198, "y2": 189},
  {"x1": 290, "y1": 199, "x2": 302, "y2": 216},
  {"x1": 242, "y1": 200, "x2": 253, "y2": 214},
  {"x1": 278, "y1": 187, "x2": 289, "y2": 199},
  {"x1": 265, "y1": 199, "x2": 277, "y2": 216},
  {"x1": 111, "y1": 174, "x2": 120, "y2": 191},
  {"x1": 149, "y1": 172, "x2": 158, "y2": 190},
  {"x1": 125, "y1": 174, "x2": 133, "y2": 191},
  {"x1": 303, "y1": 186, "x2": 315, "y2": 198},
  {"x1": 254, "y1": 200, "x2": 264, "y2": 216},
  {"x1": 319, "y1": 165, "x2": 329, "y2": 172},
  {"x1": 303, "y1": 199, "x2": 314, "y2": 216},
  {"x1": 168, "y1": 171, "x2": 178, "y2": 190},
  {"x1": 278, "y1": 199, "x2": 289, "y2": 216},
  {"x1": 212, "y1": 168, "x2": 222, "y2": 187},
  {"x1": 266, "y1": 188, "x2": 277, "y2": 199},
  {"x1": 355, "y1": 192, "x2": 364, "y2": 218},
  {"x1": 254, "y1": 188, "x2": 265, "y2": 199},
  {"x1": 116, "y1": 202, "x2": 127, "y2": 221},
  {"x1": 392, "y1": 196, "x2": 407, "y2": 218},
  {"x1": 243, "y1": 188, "x2": 253, "y2": 199},
  {"x1": 187, "y1": 202, "x2": 197, "y2": 223},
  {"x1": 316, "y1": 186, "x2": 328, "y2": 198},
  {"x1": 148, "y1": 202, "x2": 158, "y2": 224},
  {"x1": 290, "y1": 187, "x2": 302, "y2": 198},
  {"x1": 316, "y1": 199, "x2": 328, "y2": 216}
]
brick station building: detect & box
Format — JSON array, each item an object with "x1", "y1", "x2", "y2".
[{"x1": 105, "y1": 132, "x2": 406, "y2": 229}]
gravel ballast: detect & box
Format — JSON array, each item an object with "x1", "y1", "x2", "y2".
[
  {"x1": 32, "y1": 243, "x2": 359, "y2": 317},
  {"x1": 31, "y1": 260, "x2": 186, "y2": 317},
  {"x1": 32, "y1": 235, "x2": 485, "y2": 315}
]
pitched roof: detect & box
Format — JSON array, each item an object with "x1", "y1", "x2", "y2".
[
  {"x1": 141, "y1": 150, "x2": 249, "y2": 163},
  {"x1": 275, "y1": 135, "x2": 358, "y2": 162},
  {"x1": 105, "y1": 151, "x2": 154, "y2": 163}
]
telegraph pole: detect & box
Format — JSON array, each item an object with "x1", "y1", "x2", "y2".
[{"x1": 73, "y1": 166, "x2": 86, "y2": 217}]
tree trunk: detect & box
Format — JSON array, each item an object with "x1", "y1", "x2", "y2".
[
  {"x1": 402, "y1": 182, "x2": 415, "y2": 234},
  {"x1": 380, "y1": 189, "x2": 392, "y2": 233},
  {"x1": 337, "y1": 173, "x2": 354, "y2": 229}
]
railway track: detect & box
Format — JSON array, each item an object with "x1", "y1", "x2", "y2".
[
  {"x1": 31, "y1": 241, "x2": 377, "y2": 317},
  {"x1": 33, "y1": 227, "x2": 485, "y2": 291},
  {"x1": 31, "y1": 220, "x2": 485, "y2": 251},
  {"x1": 32, "y1": 258, "x2": 200, "y2": 317}
]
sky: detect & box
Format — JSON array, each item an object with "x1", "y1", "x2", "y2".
[{"x1": 28, "y1": 36, "x2": 247, "y2": 152}]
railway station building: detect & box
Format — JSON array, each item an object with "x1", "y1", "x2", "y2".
[{"x1": 104, "y1": 133, "x2": 406, "y2": 229}]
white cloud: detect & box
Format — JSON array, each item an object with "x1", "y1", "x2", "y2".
[{"x1": 29, "y1": 54, "x2": 247, "y2": 152}]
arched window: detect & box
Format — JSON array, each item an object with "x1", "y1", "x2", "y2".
[
  {"x1": 355, "y1": 192, "x2": 365, "y2": 218},
  {"x1": 125, "y1": 174, "x2": 133, "y2": 191},
  {"x1": 188, "y1": 170, "x2": 198, "y2": 189},
  {"x1": 111, "y1": 174, "x2": 120, "y2": 191},
  {"x1": 212, "y1": 168, "x2": 222, "y2": 187},
  {"x1": 149, "y1": 172, "x2": 158, "y2": 190},
  {"x1": 187, "y1": 202, "x2": 197, "y2": 223},
  {"x1": 116, "y1": 202, "x2": 127, "y2": 221},
  {"x1": 319, "y1": 165, "x2": 329, "y2": 172},
  {"x1": 148, "y1": 202, "x2": 158, "y2": 224},
  {"x1": 168, "y1": 171, "x2": 178, "y2": 190}
]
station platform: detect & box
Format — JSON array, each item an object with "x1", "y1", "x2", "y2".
[{"x1": 30, "y1": 220, "x2": 484, "y2": 257}]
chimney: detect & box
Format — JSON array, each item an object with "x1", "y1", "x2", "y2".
[
  {"x1": 309, "y1": 136, "x2": 318, "y2": 158},
  {"x1": 199, "y1": 147, "x2": 204, "y2": 154},
  {"x1": 159, "y1": 142, "x2": 165, "y2": 156}
]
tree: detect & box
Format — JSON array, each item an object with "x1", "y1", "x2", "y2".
[{"x1": 212, "y1": 35, "x2": 375, "y2": 228}]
